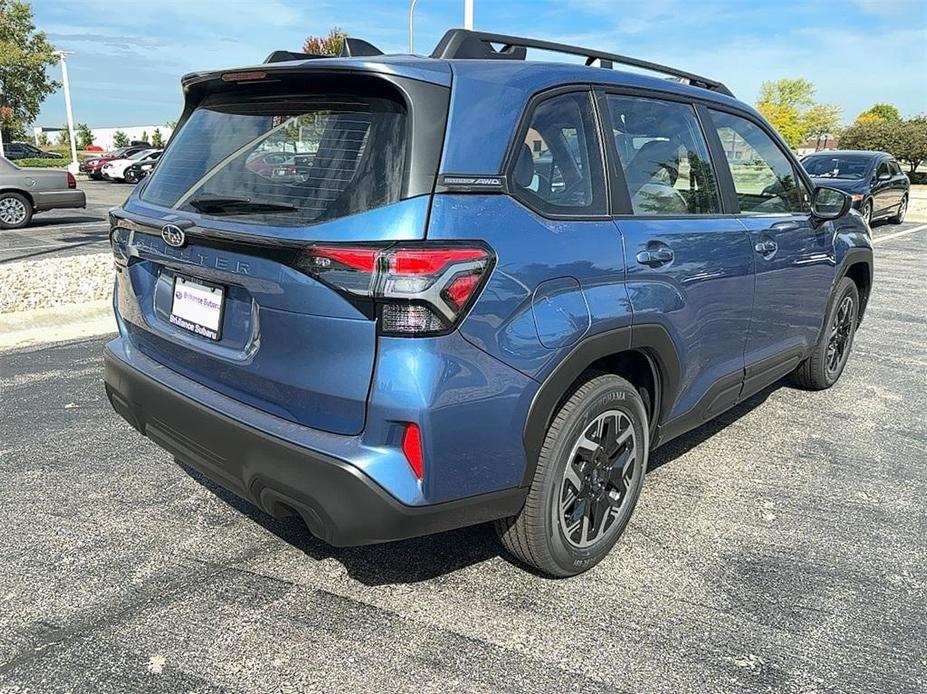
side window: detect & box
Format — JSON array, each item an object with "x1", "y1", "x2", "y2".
[
  {"x1": 889, "y1": 161, "x2": 902, "y2": 176},
  {"x1": 511, "y1": 91, "x2": 606, "y2": 215},
  {"x1": 710, "y1": 110, "x2": 809, "y2": 214},
  {"x1": 875, "y1": 160, "x2": 891, "y2": 180},
  {"x1": 605, "y1": 95, "x2": 721, "y2": 215}
]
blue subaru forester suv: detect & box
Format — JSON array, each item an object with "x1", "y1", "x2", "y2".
[{"x1": 104, "y1": 30, "x2": 873, "y2": 576}]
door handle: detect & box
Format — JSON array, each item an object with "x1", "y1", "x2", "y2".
[
  {"x1": 636, "y1": 248, "x2": 674, "y2": 266},
  {"x1": 755, "y1": 240, "x2": 778, "y2": 255}
]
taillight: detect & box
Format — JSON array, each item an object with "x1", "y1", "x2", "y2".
[
  {"x1": 66, "y1": 172, "x2": 76, "y2": 189},
  {"x1": 295, "y1": 244, "x2": 493, "y2": 336}
]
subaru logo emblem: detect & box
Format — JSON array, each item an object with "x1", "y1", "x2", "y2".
[{"x1": 161, "y1": 224, "x2": 185, "y2": 248}]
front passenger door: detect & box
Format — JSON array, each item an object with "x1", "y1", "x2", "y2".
[
  {"x1": 708, "y1": 109, "x2": 835, "y2": 389},
  {"x1": 871, "y1": 159, "x2": 894, "y2": 216}
]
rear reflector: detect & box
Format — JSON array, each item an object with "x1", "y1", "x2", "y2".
[
  {"x1": 295, "y1": 244, "x2": 493, "y2": 336},
  {"x1": 401, "y1": 423, "x2": 424, "y2": 480}
]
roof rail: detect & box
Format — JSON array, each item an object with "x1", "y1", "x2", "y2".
[{"x1": 431, "y1": 29, "x2": 733, "y2": 97}]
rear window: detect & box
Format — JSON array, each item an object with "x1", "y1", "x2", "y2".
[{"x1": 141, "y1": 92, "x2": 407, "y2": 226}]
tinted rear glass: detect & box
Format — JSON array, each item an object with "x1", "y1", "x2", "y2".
[{"x1": 141, "y1": 92, "x2": 407, "y2": 226}]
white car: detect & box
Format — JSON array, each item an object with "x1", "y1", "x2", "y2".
[{"x1": 101, "y1": 149, "x2": 162, "y2": 182}]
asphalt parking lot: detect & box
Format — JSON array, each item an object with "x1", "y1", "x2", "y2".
[
  {"x1": 0, "y1": 179, "x2": 128, "y2": 263},
  {"x1": 1, "y1": 226, "x2": 925, "y2": 693}
]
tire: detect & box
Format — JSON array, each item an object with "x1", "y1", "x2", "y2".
[
  {"x1": 861, "y1": 199, "x2": 873, "y2": 226},
  {"x1": 89, "y1": 173, "x2": 102, "y2": 180},
  {"x1": 495, "y1": 372, "x2": 648, "y2": 577},
  {"x1": 124, "y1": 171, "x2": 137, "y2": 184},
  {"x1": 0, "y1": 192, "x2": 33, "y2": 230},
  {"x1": 890, "y1": 195, "x2": 907, "y2": 224},
  {"x1": 791, "y1": 277, "x2": 860, "y2": 390}
]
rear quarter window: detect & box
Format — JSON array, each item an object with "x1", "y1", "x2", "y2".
[{"x1": 142, "y1": 91, "x2": 407, "y2": 226}]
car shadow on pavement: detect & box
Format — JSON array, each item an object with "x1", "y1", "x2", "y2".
[
  {"x1": 179, "y1": 463, "x2": 501, "y2": 585},
  {"x1": 646, "y1": 381, "x2": 784, "y2": 472},
  {"x1": 180, "y1": 380, "x2": 787, "y2": 586}
]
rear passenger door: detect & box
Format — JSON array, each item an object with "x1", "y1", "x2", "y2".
[
  {"x1": 706, "y1": 108, "x2": 834, "y2": 387},
  {"x1": 601, "y1": 92, "x2": 755, "y2": 425}
]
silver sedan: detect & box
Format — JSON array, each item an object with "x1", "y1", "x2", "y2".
[{"x1": 0, "y1": 156, "x2": 87, "y2": 229}]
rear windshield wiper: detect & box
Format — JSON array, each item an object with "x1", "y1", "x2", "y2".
[{"x1": 187, "y1": 195, "x2": 298, "y2": 215}]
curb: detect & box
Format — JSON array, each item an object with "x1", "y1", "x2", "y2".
[{"x1": 0, "y1": 300, "x2": 116, "y2": 351}]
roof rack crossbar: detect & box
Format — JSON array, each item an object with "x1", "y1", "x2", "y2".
[{"x1": 431, "y1": 29, "x2": 733, "y2": 97}]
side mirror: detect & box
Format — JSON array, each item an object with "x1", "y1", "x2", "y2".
[
  {"x1": 878, "y1": 172, "x2": 892, "y2": 181},
  {"x1": 811, "y1": 186, "x2": 851, "y2": 220}
]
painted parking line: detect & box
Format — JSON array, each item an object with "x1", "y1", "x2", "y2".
[
  {"x1": 2, "y1": 242, "x2": 108, "y2": 253},
  {"x1": 25, "y1": 221, "x2": 109, "y2": 232},
  {"x1": 871, "y1": 223, "x2": 927, "y2": 244}
]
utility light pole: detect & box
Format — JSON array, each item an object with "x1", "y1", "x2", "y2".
[
  {"x1": 409, "y1": 0, "x2": 418, "y2": 53},
  {"x1": 57, "y1": 51, "x2": 78, "y2": 174},
  {"x1": 0, "y1": 75, "x2": 6, "y2": 159},
  {"x1": 464, "y1": 0, "x2": 474, "y2": 29}
]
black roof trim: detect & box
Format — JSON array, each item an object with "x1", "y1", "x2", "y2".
[
  {"x1": 263, "y1": 50, "x2": 319, "y2": 64},
  {"x1": 263, "y1": 37, "x2": 383, "y2": 64},
  {"x1": 431, "y1": 29, "x2": 733, "y2": 97}
]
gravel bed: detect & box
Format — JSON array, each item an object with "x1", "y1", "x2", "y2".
[{"x1": 0, "y1": 252, "x2": 114, "y2": 313}]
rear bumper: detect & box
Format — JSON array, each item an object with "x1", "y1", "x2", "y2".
[
  {"x1": 103, "y1": 343, "x2": 525, "y2": 546},
  {"x1": 33, "y1": 190, "x2": 86, "y2": 211}
]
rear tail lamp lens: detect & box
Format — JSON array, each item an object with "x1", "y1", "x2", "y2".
[
  {"x1": 295, "y1": 244, "x2": 493, "y2": 336},
  {"x1": 66, "y1": 172, "x2": 76, "y2": 189}
]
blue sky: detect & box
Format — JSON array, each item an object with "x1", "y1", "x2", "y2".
[{"x1": 32, "y1": 0, "x2": 927, "y2": 129}]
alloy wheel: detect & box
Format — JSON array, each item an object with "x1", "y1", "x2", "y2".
[
  {"x1": 558, "y1": 410, "x2": 638, "y2": 548},
  {"x1": 897, "y1": 198, "x2": 907, "y2": 223},
  {"x1": 0, "y1": 197, "x2": 27, "y2": 226},
  {"x1": 826, "y1": 295, "x2": 854, "y2": 378}
]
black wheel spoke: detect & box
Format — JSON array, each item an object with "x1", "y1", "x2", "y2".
[{"x1": 590, "y1": 495, "x2": 612, "y2": 539}]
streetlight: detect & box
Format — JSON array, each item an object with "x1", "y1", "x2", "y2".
[
  {"x1": 409, "y1": 0, "x2": 418, "y2": 53},
  {"x1": 56, "y1": 51, "x2": 78, "y2": 174},
  {"x1": 410, "y1": 0, "x2": 474, "y2": 53}
]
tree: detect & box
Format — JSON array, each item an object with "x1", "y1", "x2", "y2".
[
  {"x1": 802, "y1": 103, "x2": 842, "y2": 140},
  {"x1": 35, "y1": 130, "x2": 48, "y2": 147},
  {"x1": 758, "y1": 78, "x2": 816, "y2": 111},
  {"x1": 891, "y1": 116, "x2": 927, "y2": 173},
  {"x1": 0, "y1": 0, "x2": 59, "y2": 141},
  {"x1": 759, "y1": 103, "x2": 804, "y2": 149},
  {"x1": 151, "y1": 127, "x2": 163, "y2": 148},
  {"x1": 112, "y1": 130, "x2": 129, "y2": 148},
  {"x1": 840, "y1": 116, "x2": 927, "y2": 173},
  {"x1": 855, "y1": 103, "x2": 901, "y2": 125},
  {"x1": 75, "y1": 122, "x2": 93, "y2": 149},
  {"x1": 303, "y1": 27, "x2": 346, "y2": 56},
  {"x1": 56, "y1": 124, "x2": 68, "y2": 146},
  {"x1": 140, "y1": 129, "x2": 148, "y2": 143},
  {"x1": 756, "y1": 78, "x2": 842, "y2": 149}
]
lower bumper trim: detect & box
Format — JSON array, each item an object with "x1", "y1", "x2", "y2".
[{"x1": 103, "y1": 346, "x2": 526, "y2": 546}]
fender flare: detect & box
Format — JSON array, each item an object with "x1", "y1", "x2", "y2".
[
  {"x1": 815, "y1": 246, "x2": 873, "y2": 345},
  {"x1": 520, "y1": 323, "x2": 681, "y2": 486}
]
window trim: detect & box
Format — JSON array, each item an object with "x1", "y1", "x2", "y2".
[
  {"x1": 704, "y1": 103, "x2": 815, "y2": 216},
  {"x1": 503, "y1": 85, "x2": 611, "y2": 221}
]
